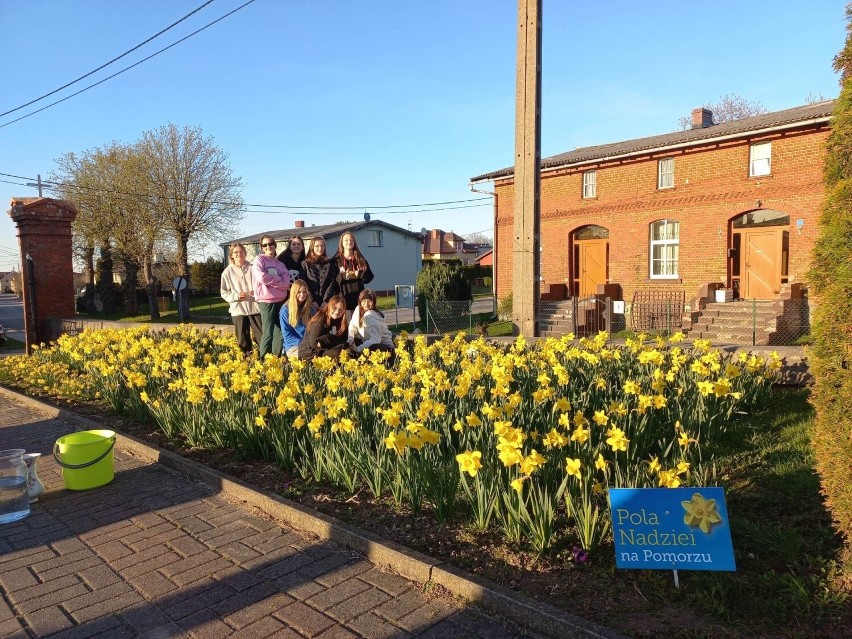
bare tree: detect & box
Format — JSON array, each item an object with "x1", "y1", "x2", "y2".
[
  {"x1": 138, "y1": 124, "x2": 244, "y2": 320},
  {"x1": 52, "y1": 142, "x2": 169, "y2": 319},
  {"x1": 462, "y1": 231, "x2": 493, "y2": 245},
  {"x1": 678, "y1": 94, "x2": 769, "y2": 130}
]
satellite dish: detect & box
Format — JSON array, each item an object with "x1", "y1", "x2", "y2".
[{"x1": 364, "y1": 212, "x2": 371, "y2": 221}]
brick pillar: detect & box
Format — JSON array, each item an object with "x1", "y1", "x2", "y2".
[{"x1": 8, "y1": 198, "x2": 78, "y2": 352}]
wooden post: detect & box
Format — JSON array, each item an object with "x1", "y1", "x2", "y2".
[{"x1": 512, "y1": 0, "x2": 542, "y2": 338}]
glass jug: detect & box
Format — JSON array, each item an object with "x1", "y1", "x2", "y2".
[{"x1": 0, "y1": 449, "x2": 30, "y2": 524}]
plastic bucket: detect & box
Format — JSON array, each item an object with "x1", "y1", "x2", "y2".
[{"x1": 53, "y1": 430, "x2": 116, "y2": 490}]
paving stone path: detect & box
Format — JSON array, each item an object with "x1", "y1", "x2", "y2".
[{"x1": 0, "y1": 394, "x2": 541, "y2": 638}]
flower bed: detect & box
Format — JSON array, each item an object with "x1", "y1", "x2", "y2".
[{"x1": 0, "y1": 326, "x2": 779, "y2": 558}]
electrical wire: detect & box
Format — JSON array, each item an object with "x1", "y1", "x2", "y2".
[
  {"x1": 0, "y1": 171, "x2": 492, "y2": 214},
  {"x1": 0, "y1": 0, "x2": 257, "y2": 129},
  {"x1": 0, "y1": 0, "x2": 216, "y2": 119}
]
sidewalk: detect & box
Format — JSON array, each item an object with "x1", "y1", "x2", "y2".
[{"x1": 0, "y1": 393, "x2": 551, "y2": 639}]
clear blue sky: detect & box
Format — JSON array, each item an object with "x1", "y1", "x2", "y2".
[{"x1": 0, "y1": 0, "x2": 845, "y2": 272}]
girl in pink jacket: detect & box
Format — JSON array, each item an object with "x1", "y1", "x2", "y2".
[{"x1": 252, "y1": 235, "x2": 290, "y2": 357}]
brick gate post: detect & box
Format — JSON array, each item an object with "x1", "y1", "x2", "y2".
[{"x1": 8, "y1": 198, "x2": 78, "y2": 353}]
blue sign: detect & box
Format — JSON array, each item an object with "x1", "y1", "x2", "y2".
[{"x1": 609, "y1": 487, "x2": 736, "y2": 571}]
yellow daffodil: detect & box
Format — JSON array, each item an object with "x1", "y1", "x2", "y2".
[
  {"x1": 456, "y1": 450, "x2": 483, "y2": 477},
  {"x1": 565, "y1": 458, "x2": 582, "y2": 479},
  {"x1": 682, "y1": 493, "x2": 722, "y2": 533}
]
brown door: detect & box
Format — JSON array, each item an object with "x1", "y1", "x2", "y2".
[
  {"x1": 577, "y1": 239, "x2": 608, "y2": 298},
  {"x1": 741, "y1": 230, "x2": 781, "y2": 299}
]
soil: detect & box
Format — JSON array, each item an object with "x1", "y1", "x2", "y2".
[{"x1": 20, "y1": 391, "x2": 852, "y2": 639}]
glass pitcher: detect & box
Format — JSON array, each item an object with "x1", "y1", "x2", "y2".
[{"x1": 0, "y1": 449, "x2": 30, "y2": 524}]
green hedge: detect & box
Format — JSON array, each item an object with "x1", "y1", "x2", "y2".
[{"x1": 807, "y1": 8, "x2": 852, "y2": 564}]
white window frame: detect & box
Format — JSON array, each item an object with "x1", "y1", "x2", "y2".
[
  {"x1": 750, "y1": 141, "x2": 771, "y2": 177},
  {"x1": 367, "y1": 230, "x2": 383, "y2": 247},
  {"x1": 657, "y1": 158, "x2": 674, "y2": 189},
  {"x1": 582, "y1": 170, "x2": 597, "y2": 199},
  {"x1": 649, "y1": 219, "x2": 679, "y2": 279}
]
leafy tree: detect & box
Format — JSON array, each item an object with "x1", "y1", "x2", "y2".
[
  {"x1": 190, "y1": 257, "x2": 224, "y2": 295},
  {"x1": 678, "y1": 94, "x2": 768, "y2": 130},
  {"x1": 807, "y1": 6, "x2": 852, "y2": 560},
  {"x1": 138, "y1": 124, "x2": 244, "y2": 320}
]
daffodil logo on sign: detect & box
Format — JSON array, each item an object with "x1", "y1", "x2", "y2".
[{"x1": 682, "y1": 493, "x2": 722, "y2": 533}]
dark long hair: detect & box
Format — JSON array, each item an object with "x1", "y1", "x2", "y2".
[
  {"x1": 278, "y1": 235, "x2": 306, "y2": 264},
  {"x1": 308, "y1": 294, "x2": 347, "y2": 334}
]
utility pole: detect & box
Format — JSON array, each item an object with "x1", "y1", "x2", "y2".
[
  {"x1": 26, "y1": 174, "x2": 45, "y2": 197},
  {"x1": 512, "y1": 0, "x2": 542, "y2": 338}
]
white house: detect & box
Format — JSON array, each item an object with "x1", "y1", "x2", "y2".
[{"x1": 224, "y1": 219, "x2": 423, "y2": 295}]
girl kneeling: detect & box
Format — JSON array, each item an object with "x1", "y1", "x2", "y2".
[
  {"x1": 348, "y1": 289, "x2": 394, "y2": 364},
  {"x1": 298, "y1": 295, "x2": 349, "y2": 361},
  {"x1": 280, "y1": 280, "x2": 315, "y2": 359}
]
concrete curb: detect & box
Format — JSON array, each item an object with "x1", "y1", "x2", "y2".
[{"x1": 0, "y1": 385, "x2": 628, "y2": 639}]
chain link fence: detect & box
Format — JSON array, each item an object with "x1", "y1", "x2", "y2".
[
  {"x1": 421, "y1": 298, "x2": 499, "y2": 335},
  {"x1": 419, "y1": 295, "x2": 810, "y2": 346}
]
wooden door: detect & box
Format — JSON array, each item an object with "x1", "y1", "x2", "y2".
[
  {"x1": 577, "y1": 239, "x2": 608, "y2": 298},
  {"x1": 741, "y1": 230, "x2": 781, "y2": 299}
]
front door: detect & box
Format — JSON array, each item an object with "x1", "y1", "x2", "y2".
[
  {"x1": 741, "y1": 229, "x2": 782, "y2": 299},
  {"x1": 576, "y1": 239, "x2": 608, "y2": 298}
]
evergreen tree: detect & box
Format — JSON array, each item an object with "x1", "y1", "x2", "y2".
[{"x1": 807, "y1": 5, "x2": 852, "y2": 559}]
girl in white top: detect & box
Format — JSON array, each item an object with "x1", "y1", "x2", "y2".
[
  {"x1": 348, "y1": 289, "x2": 394, "y2": 364},
  {"x1": 220, "y1": 243, "x2": 262, "y2": 354}
]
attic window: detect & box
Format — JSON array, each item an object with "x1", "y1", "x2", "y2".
[
  {"x1": 658, "y1": 158, "x2": 674, "y2": 190},
  {"x1": 582, "y1": 170, "x2": 597, "y2": 198},
  {"x1": 750, "y1": 142, "x2": 771, "y2": 177},
  {"x1": 368, "y1": 230, "x2": 383, "y2": 247}
]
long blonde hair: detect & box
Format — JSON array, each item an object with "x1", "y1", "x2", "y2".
[{"x1": 286, "y1": 280, "x2": 313, "y2": 327}]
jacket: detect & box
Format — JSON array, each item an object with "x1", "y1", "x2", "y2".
[
  {"x1": 220, "y1": 263, "x2": 259, "y2": 317},
  {"x1": 298, "y1": 318, "x2": 347, "y2": 360},
  {"x1": 279, "y1": 304, "x2": 314, "y2": 353},
  {"x1": 252, "y1": 254, "x2": 290, "y2": 303},
  {"x1": 348, "y1": 308, "x2": 393, "y2": 352},
  {"x1": 332, "y1": 254, "x2": 374, "y2": 311},
  {"x1": 304, "y1": 259, "x2": 338, "y2": 305}
]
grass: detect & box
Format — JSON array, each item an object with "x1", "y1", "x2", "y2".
[
  {"x1": 0, "y1": 336, "x2": 25, "y2": 350},
  {"x1": 660, "y1": 388, "x2": 849, "y2": 636},
  {"x1": 77, "y1": 294, "x2": 232, "y2": 324}
]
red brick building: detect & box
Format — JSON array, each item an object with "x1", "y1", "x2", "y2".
[{"x1": 471, "y1": 101, "x2": 833, "y2": 326}]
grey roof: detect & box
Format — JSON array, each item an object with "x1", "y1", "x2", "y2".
[
  {"x1": 224, "y1": 219, "x2": 423, "y2": 247},
  {"x1": 471, "y1": 100, "x2": 836, "y2": 182}
]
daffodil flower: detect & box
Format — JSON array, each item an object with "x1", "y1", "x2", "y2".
[{"x1": 682, "y1": 493, "x2": 722, "y2": 533}]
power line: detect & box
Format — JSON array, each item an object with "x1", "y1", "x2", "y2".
[
  {"x1": 0, "y1": 0, "x2": 216, "y2": 119},
  {"x1": 0, "y1": 171, "x2": 492, "y2": 214},
  {"x1": 0, "y1": 0, "x2": 257, "y2": 129}
]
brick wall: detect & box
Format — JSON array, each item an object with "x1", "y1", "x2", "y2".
[
  {"x1": 8, "y1": 198, "x2": 78, "y2": 350},
  {"x1": 493, "y1": 125, "x2": 829, "y2": 304}
]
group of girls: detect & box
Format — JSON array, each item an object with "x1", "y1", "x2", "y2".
[{"x1": 221, "y1": 230, "x2": 391, "y2": 362}]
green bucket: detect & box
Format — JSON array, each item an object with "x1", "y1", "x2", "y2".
[{"x1": 53, "y1": 430, "x2": 116, "y2": 490}]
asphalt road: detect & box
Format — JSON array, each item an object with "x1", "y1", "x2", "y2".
[{"x1": 0, "y1": 293, "x2": 24, "y2": 340}]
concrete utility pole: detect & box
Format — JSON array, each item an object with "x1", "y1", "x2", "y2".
[{"x1": 512, "y1": 0, "x2": 542, "y2": 338}]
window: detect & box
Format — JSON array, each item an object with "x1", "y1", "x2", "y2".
[
  {"x1": 368, "y1": 230, "x2": 383, "y2": 247},
  {"x1": 582, "y1": 170, "x2": 596, "y2": 198},
  {"x1": 750, "y1": 141, "x2": 771, "y2": 176},
  {"x1": 649, "y1": 219, "x2": 679, "y2": 278},
  {"x1": 658, "y1": 158, "x2": 674, "y2": 189}
]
